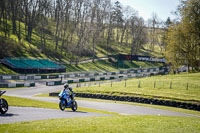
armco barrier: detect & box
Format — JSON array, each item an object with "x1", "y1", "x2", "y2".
[
  {"x1": 0, "y1": 66, "x2": 170, "y2": 81},
  {"x1": 49, "y1": 92, "x2": 200, "y2": 111},
  {"x1": 46, "y1": 72, "x2": 155, "y2": 86},
  {"x1": 0, "y1": 82, "x2": 35, "y2": 88}
]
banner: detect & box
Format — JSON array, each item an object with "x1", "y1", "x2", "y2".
[{"x1": 118, "y1": 54, "x2": 166, "y2": 63}]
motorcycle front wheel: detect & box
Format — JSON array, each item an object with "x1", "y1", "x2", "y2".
[
  {"x1": 0, "y1": 98, "x2": 8, "y2": 114},
  {"x1": 59, "y1": 100, "x2": 66, "y2": 111},
  {"x1": 71, "y1": 100, "x2": 78, "y2": 111}
]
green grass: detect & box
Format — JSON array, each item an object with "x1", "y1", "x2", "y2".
[
  {"x1": 1, "y1": 95, "x2": 118, "y2": 115},
  {"x1": 65, "y1": 59, "x2": 163, "y2": 73},
  {"x1": 0, "y1": 64, "x2": 17, "y2": 74},
  {"x1": 0, "y1": 115, "x2": 199, "y2": 133},
  {"x1": 73, "y1": 73, "x2": 200, "y2": 104}
]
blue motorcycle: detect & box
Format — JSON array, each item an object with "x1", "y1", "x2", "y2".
[{"x1": 58, "y1": 89, "x2": 78, "y2": 111}]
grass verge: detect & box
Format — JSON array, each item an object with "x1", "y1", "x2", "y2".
[{"x1": 0, "y1": 115, "x2": 199, "y2": 133}]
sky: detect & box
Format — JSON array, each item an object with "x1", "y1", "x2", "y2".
[{"x1": 112, "y1": 0, "x2": 180, "y2": 21}]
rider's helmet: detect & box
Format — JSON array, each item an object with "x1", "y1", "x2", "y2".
[{"x1": 64, "y1": 83, "x2": 69, "y2": 89}]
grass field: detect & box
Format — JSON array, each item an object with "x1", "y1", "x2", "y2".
[
  {"x1": 0, "y1": 115, "x2": 199, "y2": 133},
  {"x1": 73, "y1": 73, "x2": 200, "y2": 104}
]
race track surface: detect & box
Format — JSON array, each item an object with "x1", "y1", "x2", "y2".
[{"x1": 0, "y1": 106, "x2": 110, "y2": 124}]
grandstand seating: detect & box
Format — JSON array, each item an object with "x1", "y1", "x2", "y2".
[
  {"x1": 6, "y1": 58, "x2": 30, "y2": 68},
  {"x1": 1, "y1": 58, "x2": 66, "y2": 73},
  {"x1": 39, "y1": 59, "x2": 60, "y2": 68},
  {"x1": 21, "y1": 59, "x2": 46, "y2": 68}
]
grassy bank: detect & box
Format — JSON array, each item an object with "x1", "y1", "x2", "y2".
[
  {"x1": 65, "y1": 60, "x2": 163, "y2": 72},
  {"x1": 73, "y1": 73, "x2": 200, "y2": 104},
  {"x1": 0, "y1": 64, "x2": 17, "y2": 74},
  {"x1": 0, "y1": 115, "x2": 199, "y2": 133}
]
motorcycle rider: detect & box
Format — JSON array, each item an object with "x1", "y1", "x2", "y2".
[{"x1": 63, "y1": 83, "x2": 74, "y2": 100}]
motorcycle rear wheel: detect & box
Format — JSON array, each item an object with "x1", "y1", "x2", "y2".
[
  {"x1": 59, "y1": 100, "x2": 66, "y2": 111},
  {"x1": 0, "y1": 98, "x2": 8, "y2": 114}
]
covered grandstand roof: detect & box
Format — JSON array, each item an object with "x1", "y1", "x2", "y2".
[{"x1": 1, "y1": 58, "x2": 66, "y2": 73}]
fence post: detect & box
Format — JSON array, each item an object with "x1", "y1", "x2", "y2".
[
  {"x1": 186, "y1": 83, "x2": 188, "y2": 90},
  {"x1": 111, "y1": 81, "x2": 112, "y2": 87},
  {"x1": 154, "y1": 81, "x2": 156, "y2": 88},
  {"x1": 138, "y1": 81, "x2": 141, "y2": 88},
  {"x1": 99, "y1": 82, "x2": 100, "y2": 87},
  {"x1": 170, "y1": 81, "x2": 172, "y2": 89}
]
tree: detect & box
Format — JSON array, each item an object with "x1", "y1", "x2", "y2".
[
  {"x1": 165, "y1": 0, "x2": 200, "y2": 72},
  {"x1": 147, "y1": 12, "x2": 160, "y2": 51},
  {"x1": 120, "y1": 6, "x2": 137, "y2": 45},
  {"x1": 129, "y1": 16, "x2": 147, "y2": 55},
  {"x1": 112, "y1": 1, "x2": 123, "y2": 42}
]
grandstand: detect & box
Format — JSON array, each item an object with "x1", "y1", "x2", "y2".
[{"x1": 1, "y1": 58, "x2": 66, "y2": 73}]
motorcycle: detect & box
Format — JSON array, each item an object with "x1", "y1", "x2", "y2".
[
  {"x1": 0, "y1": 91, "x2": 8, "y2": 114},
  {"x1": 58, "y1": 89, "x2": 78, "y2": 111}
]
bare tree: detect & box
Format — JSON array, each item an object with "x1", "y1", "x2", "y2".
[
  {"x1": 129, "y1": 16, "x2": 147, "y2": 55},
  {"x1": 147, "y1": 12, "x2": 160, "y2": 51}
]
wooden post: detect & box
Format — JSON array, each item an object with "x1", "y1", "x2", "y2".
[
  {"x1": 154, "y1": 81, "x2": 156, "y2": 88},
  {"x1": 111, "y1": 81, "x2": 112, "y2": 87},
  {"x1": 138, "y1": 81, "x2": 141, "y2": 88},
  {"x1": 170, "y1": 81, "x2": 172, "y2": 89},
  {"x1": 186, "y1": 83, "x2": 188, "y2": 90},
  {"x1": 99, "y1": 82, "x2": 100, "y2": 87}
]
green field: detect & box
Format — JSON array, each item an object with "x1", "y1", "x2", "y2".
[
  {"x1": 0, "y1": 115, "x2": 199, "y2": 133},
  {"x1": 73, "y1": 73, "x2": 200, "y2": 104}
]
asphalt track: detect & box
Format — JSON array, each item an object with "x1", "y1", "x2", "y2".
[
  {"x1": 0, "y1": 106, "x2": 110, "y2": 124},
  {"x1": 1, "y1": 83, "x2": 199, "y2": 124}
]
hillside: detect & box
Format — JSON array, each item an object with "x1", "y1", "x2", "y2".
[{"x1": 0, "y1": 19, "x2": 164, "y2": 74}]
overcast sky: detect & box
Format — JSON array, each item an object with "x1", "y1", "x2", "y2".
[{"x1": 111, "y1": 0, "x2": 180, "y2": 21}]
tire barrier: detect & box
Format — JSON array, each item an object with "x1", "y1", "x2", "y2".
[
  {"x1": 0, "y1": 82, "x2": 35, "y2": 88},
  {"x1": 49, "y1": 92, "x2": 200, "y2": 111}
]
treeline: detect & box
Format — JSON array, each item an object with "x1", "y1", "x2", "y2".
[
  {"x1": 0, "y1": 0, "x2": 166, "y2": 65},
  {"x1": 165, "y1": 0, "x2": 200, "y2": 72}
]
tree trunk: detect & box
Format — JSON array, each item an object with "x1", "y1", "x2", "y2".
[{"x1": 120, "y1": 24, "x2": 127, "y2": 44}]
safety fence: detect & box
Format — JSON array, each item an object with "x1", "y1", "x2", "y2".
[
  {"x1": 46, "y1": 71, "x2": 164, "y2": 86},
  {"x1": 0, "y1": 66, "x2": 169, "y2": 80},
  {"x1": 0, "y1": 82, "x2": 35, "y2": 88}
]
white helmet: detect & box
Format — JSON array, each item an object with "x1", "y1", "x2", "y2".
[{"x1": 64, "y1": 83, "x2": 69, "y2": 88}]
